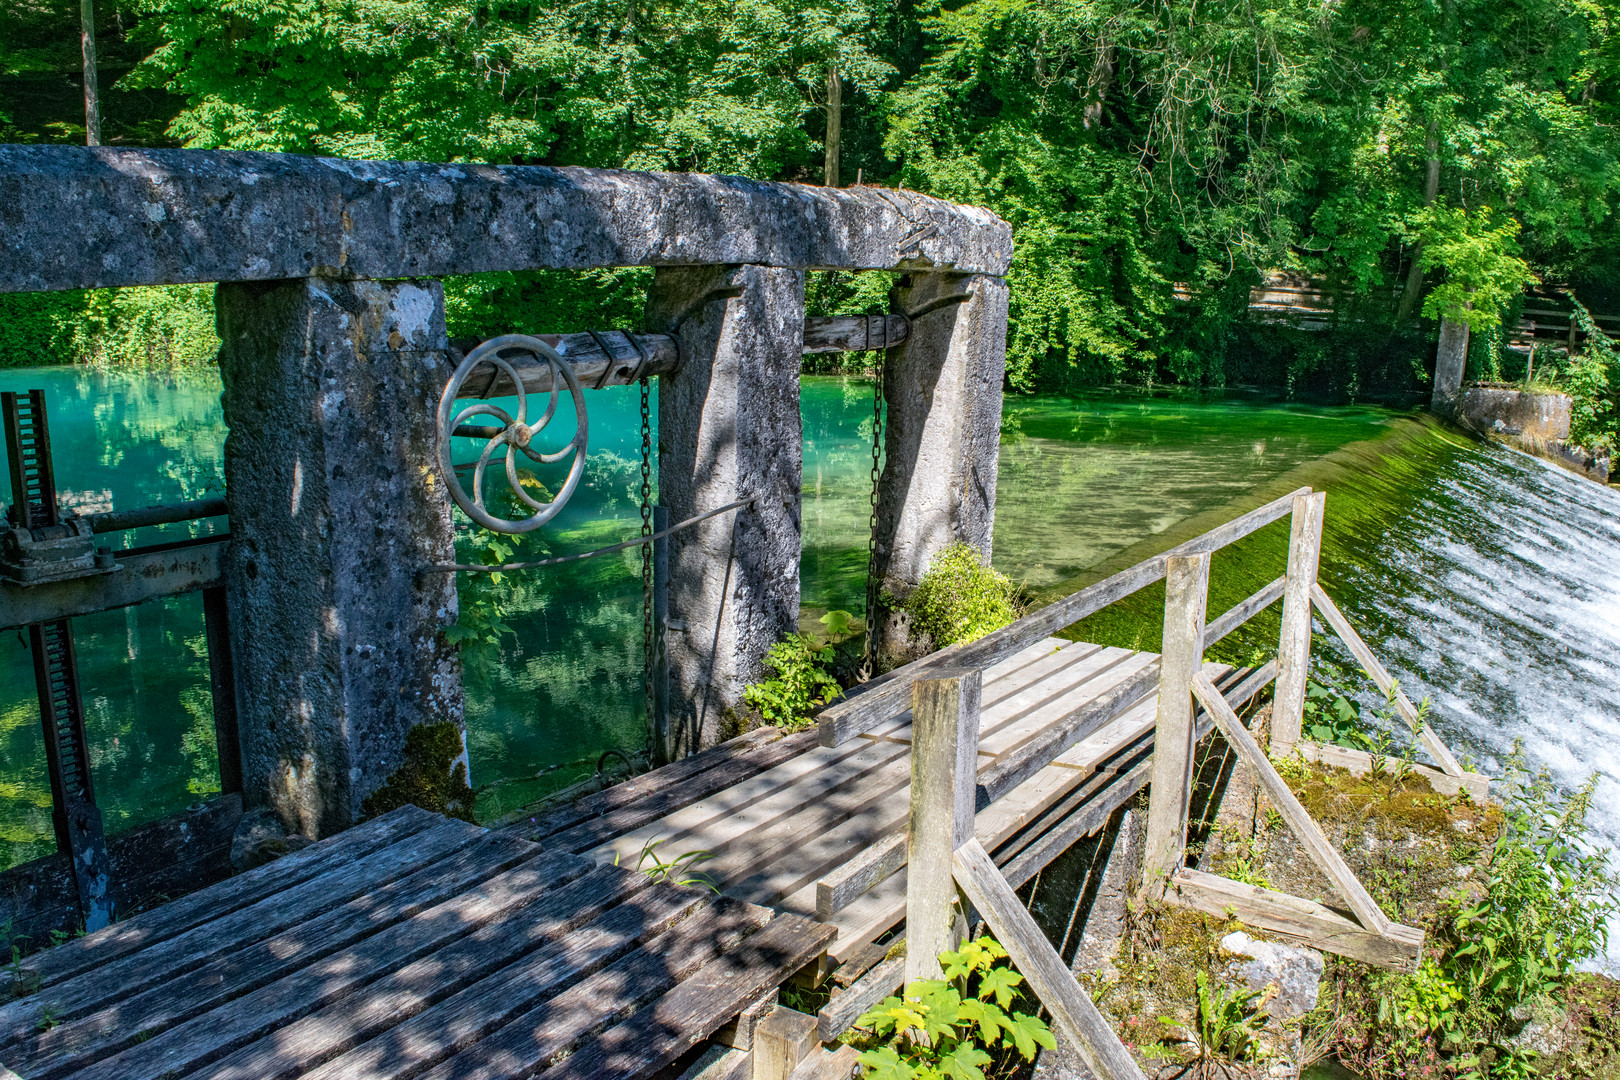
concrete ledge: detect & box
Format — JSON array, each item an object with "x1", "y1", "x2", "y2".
[{"x1": 0, "y1": 147, "x2": 1013, "y2": 293}]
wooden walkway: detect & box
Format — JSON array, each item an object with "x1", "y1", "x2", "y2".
[
  {"x1": 0, "y1": 804, "x2": 832, "y2": 1080},
  {"x1": 512, "y1": 639, "x2": 1270, "y2": 969}
]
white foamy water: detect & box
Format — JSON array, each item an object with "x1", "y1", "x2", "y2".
[{"x1": 1328, "y1": 444, "x2": 1620, "y2": 971}]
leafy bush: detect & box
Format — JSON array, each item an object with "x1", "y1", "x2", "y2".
[
  {"x1": 854, "y1": 937, "x2": 1055, "y2": 1080},
  {"x1": 0, "y1": 285, "x2": 219, "y2": 369},
  {"x1": 743, "y1": 634, "x2": 841, "y2": 729},
  {"x1": 1563, "y1": 295, "x2": 1618, "y2": 456},
  {"x1": 904, "y1": 543, "x2": 1021, "y2": 649}
]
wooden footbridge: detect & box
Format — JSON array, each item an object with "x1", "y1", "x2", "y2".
[{"x1": 0, "y1": 487, "x2": 1487, "y2": 1080}]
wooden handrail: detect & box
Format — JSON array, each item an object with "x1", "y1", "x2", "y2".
[{"x1": 817, "y1": 486, "x2": 1311, "y2": 746}]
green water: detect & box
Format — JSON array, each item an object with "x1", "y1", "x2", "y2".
[
  {"x1": 0, "y1": 369, "x2": 1392, "y2": 849},
  {"x1": 4, "y1": 369, "x2": 1615, "y2": 962}
]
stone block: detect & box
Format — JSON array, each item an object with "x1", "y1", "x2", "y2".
[
  {"x1": 872, "y1": 271, "x2": 1008, "y2": 663},
  {"x1": 216, "y1": 277, "x2": 463, "y2": 838},
  {"x1": 648, "y1": 265, "x2": 805, "y2": 755}
]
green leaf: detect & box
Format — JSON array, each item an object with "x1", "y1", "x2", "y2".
[{"x1": 858, "y1": 1046, "x2": 920, "y2": 1080}]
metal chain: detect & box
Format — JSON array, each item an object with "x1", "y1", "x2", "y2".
[
  {"x1": 640, "y1": 374, "x2": 655, "y2": 741},
  {"x1": 859, "y1": 315, "x2": 886, "y2": 683}
]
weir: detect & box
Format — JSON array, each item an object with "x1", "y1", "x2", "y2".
[{"x1": 0, "y1": 146, "x2": 1490, "y2": 1080}]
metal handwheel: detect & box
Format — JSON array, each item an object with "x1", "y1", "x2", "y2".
[{"x1": 436, "y1": 334, "x2": 589, "y2": 533}]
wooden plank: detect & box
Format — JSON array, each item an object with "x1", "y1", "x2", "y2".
[
  {"x1": 534, "y1": 914, "x2": 838, "y2": 1080},
  {"x1": 952, "y1": 839, "x2": 1146, "y2": 1080},
  {"x1": 801, "y1": 313, "x2": 910, "y2": 354},
  {"x1": 818, "y1": 487, "x2": 1308, "y2": 746},
  {"x1": 977, "y1": 655, "x2": 1160, "y2": 801},
  {"x1": 543, "y1": 730, "x2": 823, "y2": 852},
  {"x1": 1169, "y1": 869, "x2": 1422, "y2": 971},
  {"x1": 1001, "y1": 757, "x2": 1153, "y2": 891},
  {"x1": 1190, "y1": 671, "x2": 1389, "y2": 933},
  {"x1": 818, "y1": 954, "x2": 904, "y2": 1042},
  {"x1": 11, "y1": 804, "x2": 439, "y2": 989},
  {"x1": 974, "y1": 648, "x2": 1142, "y2": 759},
  {"x1": 1204, "y1": 575, "x2": 1285, "y2": 646},
  {"x1": 0, "y1": 538, "x2": 225, "y2": 631},
  {"x1": 830, "y1": 939, "x2": 891, "y2": 988},
  {"x1": 905, "y1": 671, "x2": 981, "y2": 984},
  {"x1": 408, "y1": 902, "x2": 802, "y2": 1080},
  {"x1": 58, "y1": 861, "x2": 657, "y2": 1080},
  {"x1": 587, "y1": 738, "x2": 908, "y2": 870},
  {"x1": 214, "y1": 882, "x2": 716, "y2": 1080},
  {"x1": 0, "y1": 815, "x2": 480, "y2": 1037},
  {"x1": 1143, "y1": 554, "x2": 1210, "y2": 894},
  {"x1": 516, "y1": 727, "x2": 789, "y2": 840},
  {"x1": 1295, "y1": 740, "x2": 1486, "y2": 800},
  {"x1": 1309, "y1": 583, "x2": 1478, "y2": 790},
  {"x1": 1273, "y1": 492, "x2": 1325, "y2": 754},
  {"x1": 749, "y1": 1007, "x2": 820, "y2": 1080},
  {"x1": 11, "y1": 832, "x2": 557, "y2": 1077}
]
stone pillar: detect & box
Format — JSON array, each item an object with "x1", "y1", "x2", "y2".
[
  {"x1": 1432, "y1": 316, "x2": 1470, "y2": 417},
  {"x1": 216, "y1": 277, "x2": 463, "y2": 839},
  {"x1": 873, "y1": 272, "x2": 1009, "y2": 664},
  {"x1": 647, "y1": 265, "x2": 805, "y2": 755}
]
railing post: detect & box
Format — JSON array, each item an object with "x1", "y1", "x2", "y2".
[
  {"x1": 1272, "y1": 491, "x2": 1326, "y2": 755},
  {"x1": 905, "y1": 667, "x2": 981, "y2": 984},
  {"x1": 1142, "y1": 552, "x2": 1209, "y2": 896}
]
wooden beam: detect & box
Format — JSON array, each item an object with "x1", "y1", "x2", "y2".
[
  {"x1": 1295, "y1": 740, "x2": 1487, "y2": 800},
  {"x1": 953, "y1": 839, "x2": 1146, "y2": 1080},
  {"x1": 1142, "y1": 553, "x2": 1209, "y2": 895},
  {"x1": 1308, "y1": 583, "x2": 1475, "y2": 787},
  {"x1": 1169, "y1": 869, "x2": 1422, "y2": 971},
  {"x1": 752, "y1": 1006, "x2": 820, "y2": 1080},
  {"x1": 1273, "y1": 492, "x2": 1325, "y2": 754},
  {"x1": 801, "y1": 314, "x2": 909, "y2": 354},
  {"x1": 905, "y1": 670, "x2": 981, "y2": 983},
  {"x1": 1189, "y1": 671, "x2": 1389, "y2": 933},
  {"x1": 816, "y1": 955, "x2": 904, "y2": 1043},
  {"x1": 818, "y1": 487, "x2": 1310, "y2": 747},
  {"x1": 0, "y1": 538, "x2": 224, "y2": 632},
  {"x1": 448, "y1": 315, "x2": 912, "y2": 398},
  {"x1": 1204, "y1": 575, "x2": 1285, "y2": 647}
]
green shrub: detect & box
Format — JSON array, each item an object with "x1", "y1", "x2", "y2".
[
  {"x1": 854, "y1": 936, "x2": 1055, "y2": 1080},
  {"x1": 0, "y1": 285, "x2": 219, "y2": 368},
  {"x1": 743, "y1": 634, "x2": 841, "y2": 730},
  {"x1": 904, "y1": 543, "x2": 1021, "y2": 648}
]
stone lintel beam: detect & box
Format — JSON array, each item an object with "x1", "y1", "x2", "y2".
[
  {"x1": 873, "y1": 271, "x2": 1010, "y2": 665},
  {"x1": 648, "y1": 265, "x2": 806, "y2": 756},
  {"x1": 0, "y1": 147, "x2": 1012, "y2": 294},
  {"x1": 216, "y1": 277, "x2": 463, "y2": 839}
]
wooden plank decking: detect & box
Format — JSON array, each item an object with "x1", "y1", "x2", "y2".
[
  {"x1": 0, "y1": 638, "x2": 1268, "y2": 1078},
  {"x1": 0, "y1": 804, "x2": 832, "y2": 1080},
  {"x1": 513, "y1": 639, "x2": 1267, "y2": 964}
]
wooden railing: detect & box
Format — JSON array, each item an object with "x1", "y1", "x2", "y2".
[{"x1": 823, "y1": 489, "x2": 1490, "y2": 1079}]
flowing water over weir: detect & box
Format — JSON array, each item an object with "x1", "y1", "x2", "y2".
[{"x1": 1, "y1": 368, "x2": 1615, "y2": 962}]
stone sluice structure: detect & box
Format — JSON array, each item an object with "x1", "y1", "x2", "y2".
[{"x1": 0, "y1": 148, "x2": 1495, "y2": 1080}]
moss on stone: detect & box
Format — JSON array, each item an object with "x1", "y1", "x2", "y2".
[{"x1": 362, "y1": 722, "x2": 476, "y2": 823}]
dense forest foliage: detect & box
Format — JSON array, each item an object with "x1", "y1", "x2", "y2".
[{"x1": 2, "y1": 0, "x2": 1617, "y2": 403}]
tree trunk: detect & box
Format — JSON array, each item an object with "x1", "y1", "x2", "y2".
[
  {"x1": 1395, "y1": 118, "x2": 1441, "y2": 323},
  {"x1": 81, "y1": 0, "x2": 101, "y2": 146},
  {"x1": 824, "y1": 65, "x2": 841, "y2": 187}
]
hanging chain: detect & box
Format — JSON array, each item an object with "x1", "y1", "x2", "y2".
[
  {"x1": 859, "y1": 315, "x2": 887, "y2": 683},
  {"x1": 640, "y1": 374, "x2": 655, "y2": 744}
]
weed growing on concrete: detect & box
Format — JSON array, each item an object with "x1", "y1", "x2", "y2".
[{"x1": 743, "y1": 634, "x2": 841, "y2": 729}]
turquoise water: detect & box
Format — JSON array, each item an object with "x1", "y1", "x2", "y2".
[{"x1": 2, "y1": 369, "x2": 1615, "y2": 972}]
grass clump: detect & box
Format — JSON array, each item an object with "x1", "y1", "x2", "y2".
[{"x1": 904, "y1": 542, "x2": 1021, "y2": 648}]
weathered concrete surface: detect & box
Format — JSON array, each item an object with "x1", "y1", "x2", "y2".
[
  {"x1": 217, "y1": 277, "x2": 463, "y2": 838},
  {"x1": 648, "y1": 265, "x2": 805, "y2": 755},
  {"x1": 1221, "y1": 931, "x2": 1324, "y2": 1019},
  {"x1": 873, "y1": 272, "x2": 1009, "y2": 664},
  {"x1": 1456, "y1": 385, "x2": 1572, "y2": 440},
  {"x1": 0, "y1": 147, "x2": 1012, "y2": 293},
  {"x1": 1431, "y1": 316, "x2": 1470, "y2": 416}
]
